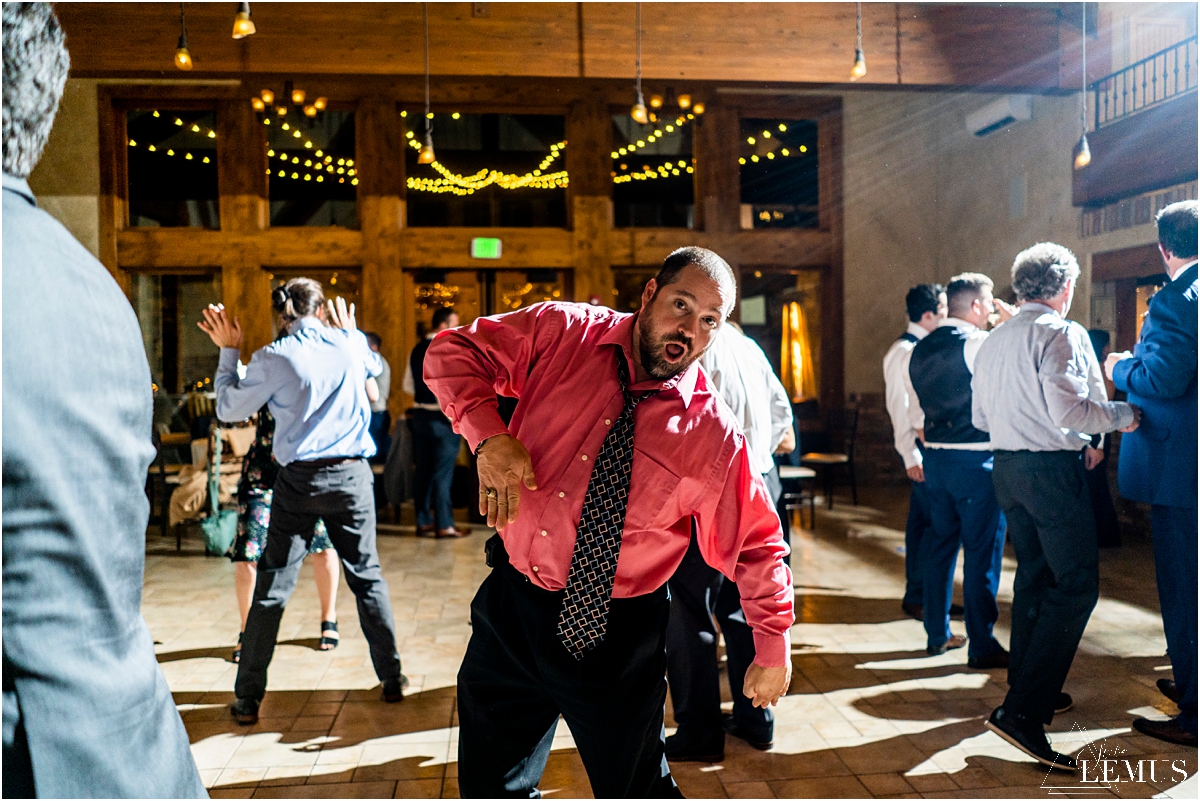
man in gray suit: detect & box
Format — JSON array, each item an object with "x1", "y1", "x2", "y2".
[{"x1": 2, "y1": 4, "x2": 206, "y2": 797}]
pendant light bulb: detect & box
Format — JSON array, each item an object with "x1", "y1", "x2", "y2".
[
  {"x1": 1074, "y1": 134, "x2": 1091, "y2": 170},
  {"x1": 291, "y1": 88, "x2": 306, "y2": 106},
  {"x1": 232, "y1": 2, "x2": 256, "y2": 39},
  {"x1": 251, "y1": 97, "x2": 265, "y2": 111},
  {"x1": 648, "y1": 94, "x2": 663, "y2": 109},
  {"x1": 174, "y1": 35, "x2": 193, "y2": 70},
  {"x1": 850, "y1": 49, "x2": 867, "y2": 80},
  {"x1": 260, "y1": 89, "x2": 274, "y2": 105},
  {"x1": 174, "y1": 4, "x2": 193, "y2": 71},
  {"x1": 677, "y1": 93, "x2": 692, "y2": 110},
  {"x1": 418, "y1": 132, "x2": 436, "y2": 165},
  {"x1": 313, "y1": 97, "x2": 327, "y2": 111},
  {"x1": 631, "y1": 93, "x2": 649, "y2": 125}
]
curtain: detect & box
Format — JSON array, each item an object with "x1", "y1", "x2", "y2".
[{"x1": 781, "y1": 301, "x2": 817, "y2": 403}]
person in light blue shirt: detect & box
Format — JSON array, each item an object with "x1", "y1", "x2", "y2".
[{"x1": 200, "y1": 278, "x2": 407, "y2": 724}]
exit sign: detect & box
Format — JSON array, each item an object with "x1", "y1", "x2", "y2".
[{"x1": 471, "y1": 237, "x2": 502, "y2": 259}]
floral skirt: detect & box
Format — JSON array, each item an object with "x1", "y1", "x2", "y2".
[{"x1": 228, "y1": 489, "x2": 333, "y2": 562}]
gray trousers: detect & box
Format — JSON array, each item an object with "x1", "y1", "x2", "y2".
[
  {"x1": 992, "y1": 450, "x2": 1099, "y2": 725},
  {"x1": 235, "y1": 458, "x2": 401, "y2": 701}
]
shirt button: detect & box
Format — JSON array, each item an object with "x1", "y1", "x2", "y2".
[
  {"x1": 605, "y1": 419, "x2": 612, "y2": 426},
  {"x1": 558, "y1": 491, "x2": 565, "y2": 498},
  {"x1": 532, "y1": 565, "x2": 539, "y2": 572},
  {"x1": 540, "y1": 530, "x2": 548, "y2": 537},
  {"x1": 581, "y1": 454, "x2": 588, "y2": 461}
]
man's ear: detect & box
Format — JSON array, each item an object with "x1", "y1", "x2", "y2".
[{"x1": 641, "y1": 278, "x2": 658, "y2": 308}]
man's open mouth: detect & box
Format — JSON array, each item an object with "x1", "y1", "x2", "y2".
[{"x1": 663, "y1": 342, "x2": 687, "y2": 362}]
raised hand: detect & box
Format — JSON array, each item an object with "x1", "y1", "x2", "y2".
[
  {"x1": 325, "y1": 296, "x2": 358, "y2": 332},
  {"x1": 197, "y1": 304, "x2": 243, "y2": 350},
  {"x1": 476, "y1": 434, "x2": 538, "y2": 530}
]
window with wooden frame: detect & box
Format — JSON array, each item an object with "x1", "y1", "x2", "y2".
[
  {"x1": 738, "y1": 118, "x2": 819, "y2": 229},
  {"x1": 266, "y1": 109, "x2": 357, "y2": 228},
  {"x1": 126, "y1": 109, "x2": 219, "y2": 228}
]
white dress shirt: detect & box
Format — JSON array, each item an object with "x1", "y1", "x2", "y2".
[
  {"x1": 700, "y1": 324, "x2": 794, "y2": 475},
  {"x1": 370, "y1": 355, "x2": 391, "y2": 413},
  {"x1": 881, "y1": 321, "x2": 928, "y2": 469},
  {"x1": 401, "y1": 333, "x2": 444, "y2": 411}
]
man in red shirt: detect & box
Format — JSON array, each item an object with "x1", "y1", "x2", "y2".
[{"x1": 425, "y1": 247, "x2": 795, "y2": 797}]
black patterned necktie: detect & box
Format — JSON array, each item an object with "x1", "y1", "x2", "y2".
[{"x1": 557, "y1": 350, "x2": 656, "y2": 660}]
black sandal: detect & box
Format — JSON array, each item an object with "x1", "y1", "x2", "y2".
[
  {"x1": 319, "y1": 621, "x2": 339, "y2": 651},
  {"x1": 232, "y1": 632, "x2": 243, "y2": 663}
]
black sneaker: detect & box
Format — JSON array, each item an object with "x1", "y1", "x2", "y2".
[
  {"x1": 968, "y1": 647, "x2": 1010, "y2": 670},
  {"x1": 382, "y1": 674, "x2": 410, "y2": 703},
  {"x1": 722, "y1": 714, "x2": 773, "y2": 751},
  {"x1": 1054, "y1": 692, "x2": 1073, "y2": 715},
  {"x1": 230, "y1": 697, "x2": 260, "y2": 725},
  {"x1": 665, "y1": 732, "x2": 724, "y2": 763},
  {"x1": 985, "y1": 706, "x2": 1076, "y2": 771}
]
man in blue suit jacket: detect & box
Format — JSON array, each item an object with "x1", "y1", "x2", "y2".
[
  {"x1": 1106, "y1": 200, "x2": 1198, "y2": 747},
  {"x1": 2, "y1": 4, "x2": 206, "y2": 796}
]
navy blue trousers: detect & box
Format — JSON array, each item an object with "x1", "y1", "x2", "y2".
[
  {"x1": 921, "y1": 448, "x2": 1006, "y2": 661},
  {"x1": 904, "y1": 478, "x2": 933, "y2": 608},
  {"x1": 410, "y1": 409, "x2": 461, "y2": 530},
  {"x1": 1152, "y1": 504, "x2": 1198, "y2": 735}
]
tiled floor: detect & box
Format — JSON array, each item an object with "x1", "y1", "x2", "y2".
[{"x1": 147, "y1": 486, "x2": 1196, "y2": 798}]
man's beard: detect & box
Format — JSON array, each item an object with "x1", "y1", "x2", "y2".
[{"x1": 637, "y1": 328, "x2": 694, "y2": 381}]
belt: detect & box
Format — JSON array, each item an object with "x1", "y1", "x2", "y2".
[{"x1": 292, "y1": 456, "x2": 363, "y2": 469}]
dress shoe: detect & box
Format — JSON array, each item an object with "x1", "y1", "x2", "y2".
[
  {"x1": 435, "y1": 526, "x2": 470, "y2": 538},
  {"x1": 722, "y1": 714, "x2": 773, "y2": 750},
  {"x1": 416, "y1": 524, "x2": 436, "y2": 537},
  {"x1": 1157, "y1": 678, "x2": 1181, "y2": 704},
  {"x1": 230, "y1": 697, "x2": 260, "y2": 725},
  {"x1": 665, "y1": 733, "x2": 724, "y2": 763},
  {"x1": 968, "y1": 647, "x2": 1010, "y2": 670},
  {"x1": 1054, "y1": 693, "x2": 1073, "y2": 715},
  {"x1": 985, "y1": 706, "x2": 1077, "y2": 771},
  {"x1": 902, "y1": 602, "x2": 924, "y2": 621},
  {"x1": 1132, "y1": 717, "x2": 1197, "y2": 746},
  {"x1": 927, "y1": 634, "x2": 967, "y2": 656},
  {"x1": 382, "y1": 674, "x2": 410, "y2": 703}
]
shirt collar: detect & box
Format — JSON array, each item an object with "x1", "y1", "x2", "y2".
[
  {"x1": 1172, "y1": 260, "x2": 1198, "y2": 282},
  {"x1": 597, "y1": 310, "x2": 698, "y2": 409},
  {"x1": 1019, "y1": 301, "x2": 1057, "y2": 316},
  {"x1": 2, "y1": 173, "x2": 36, "y2": 207},
  {"x1": 905, "y1": 321, "x2": 930, "y2": 340},
  {"x1": 938, "y1": 316, "x2": 978, "y2": 333},
  {"x1": 288, "y1": 316, "x2": 324, "y2": 335}
]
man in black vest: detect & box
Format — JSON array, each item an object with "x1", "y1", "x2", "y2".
[
  {"x1": 403, "y1": 306, "x2": 469, "y2": 537},
  {"x1": 908, "y1": 273, "x2": 1013, "y2": 666}
]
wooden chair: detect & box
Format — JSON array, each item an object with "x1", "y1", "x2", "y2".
[
  {"x1": 778, "y1": 465, "x2": 817, "y2": 531},
  {"x1": 149, "y1": 429, "x2": 190, "y2": 548},
  {"x1": 801, "y1": 401, "x2": 859, "y2": 509}
]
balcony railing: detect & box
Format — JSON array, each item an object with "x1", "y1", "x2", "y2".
[{"x1": 1091, "y1": 36, "x2": 1197, "y2": 130}]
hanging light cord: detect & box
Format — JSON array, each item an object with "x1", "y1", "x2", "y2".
[
  {"x1": 424, "y1": 2, "x2": 432, "y2": 138},
  {"x1": 635, "y1": 2, "x2": 643, "y2": 99},
  {"x1": 1079, "y1": 3, "x2": 1087, "y2": 134},
  {"x1": 855, "y1": 2, "x2": 862, "y2": 52},
  {"x1": 179, "y1": 1, "x2": 187, "y2": 39}
]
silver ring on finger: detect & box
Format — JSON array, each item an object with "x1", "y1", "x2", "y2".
[{"x1": 485, "y1": 487, "x2": 498, "y2": 499}]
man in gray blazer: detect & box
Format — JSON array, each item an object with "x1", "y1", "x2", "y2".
[{"x1": 2, "y1": 4, "x2": 206, "y2": 796}]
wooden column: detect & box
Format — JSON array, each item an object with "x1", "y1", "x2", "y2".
[
  {"x1": 565, "y1": 91, "x2": 613, "y2": 303},
  {"x1": 817, "y1": 106, "x2": 845, "y2": 412},
  {"x1": 216, "y1": 98, "x2": 271, "y2": 360},
  {"x1": 96, "y1": 86, "x2": 130, "y2": 294},
  {"x1": 356, "y1": 97, "x2": 407, "y2": 419},
  {"x1": 694, "y1": 102, "x2": 740, "y2": 235}
]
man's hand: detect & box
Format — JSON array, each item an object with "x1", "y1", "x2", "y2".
[
  {"x1": 198, "y1": 304, "x2": 243, "y2": 350},
  {"x1": 325, "y1": 296, "x2": 358, "y2": 332},
  {"x1": 775, "y1": 426, "x2": 796, "y2": 455},
  {"x1": 994, "y1": 298, "x2": 1018, "y2": 324},
  {"x1": 916, "y1": 428, "x2": 925, "y2": 444},
  {"x1": 476, "y1": 434, "x2": 538, "y2": 529},
  {"x1": 1083, "y1": 446, "x2": 1104, "y2": 471},
  {"x1": 906, "y1": 464, "x2": 925, "y2": 482},
  {"x1": 1119, "y1": 404, "x2": 1142, "y2": 433},
  {"x1": 744, "y1": 631, "x2": 792, "y2": 708},
  {"x1": 1105, "y1": 351, "x2": 1133, "y2": 381}
]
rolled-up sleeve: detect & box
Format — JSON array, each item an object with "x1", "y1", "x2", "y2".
[
  {"x1": 424, "y1": 304, "x2": 559, "y2": 451},
  {"x1": 694, "y1": 437, "x2": 795, "y2": 667}
]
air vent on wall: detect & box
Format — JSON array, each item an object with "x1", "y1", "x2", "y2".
[{"x1": 966, "y1": 95, "x2": 1033, "y2": 137}]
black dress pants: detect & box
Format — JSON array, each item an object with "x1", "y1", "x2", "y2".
[
  {"x1": 992, "y1": 450, "x2": 1099, "y2": 725},
  {"x1": 235, "y1": 459, "x2": 402, "y2": 701},
  {"x1": 665, "y1": 534, "x2": 773, "y2": 749},
  {"x1": 457, "y1": 537, "x2": 679, "y2": 799}
]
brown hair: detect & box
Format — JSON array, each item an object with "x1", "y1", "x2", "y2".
[{"x1": 271, "y1": 278, "x2": 325, "y2": 324}]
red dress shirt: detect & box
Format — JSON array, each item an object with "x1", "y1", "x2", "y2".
[{"x1": 424, "y1": 302, "x2": 795, "y2": 667}]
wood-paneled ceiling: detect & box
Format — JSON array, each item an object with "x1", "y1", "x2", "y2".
[{"x1": 58, "y1": 2, "x2": 1093, "y2": 92}]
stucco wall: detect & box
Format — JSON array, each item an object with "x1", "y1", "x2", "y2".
[{"x1": 28, "y1": 79, "x2": 101, "y2": 258}]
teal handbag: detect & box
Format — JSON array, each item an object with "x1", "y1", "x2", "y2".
[{"x1": 201, "y1": 424, "x2": 238, "y2": 556}]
